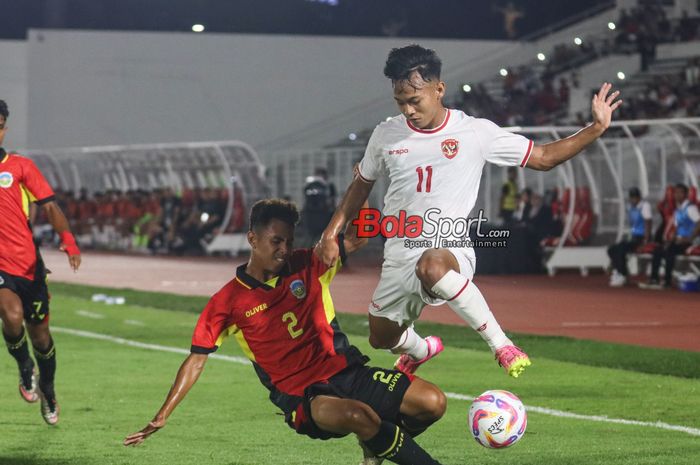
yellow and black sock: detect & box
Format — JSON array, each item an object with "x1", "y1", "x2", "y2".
[
  {"x1": 34, "y1": 338, "x2": 56, "y2": 399},
  {"x1": 3, "y1": 327, "x2": 32, "y2": 366},
  {"x1": 363, "y1": 421, "x2": 441, "y2": 465},
  {"x1": 3, "y1": 327, "x2": 34, "y2": 388}
]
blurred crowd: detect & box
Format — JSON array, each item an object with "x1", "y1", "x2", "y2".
[
  {"x1": 616, "y1": 57, "x2": 700, "y2": 120},
  {"x1": 33, "y1": 187, "x2": 246, "y2": 255},
  {"x1": 457, "y1": 71, "x2": 574, "y2": 127},
  {"x1": 614, "y1": 6, "x2": 699, "y2": 51},
  {"x1": 454, "y1": 6, "x2": 700, "y2": 128}
]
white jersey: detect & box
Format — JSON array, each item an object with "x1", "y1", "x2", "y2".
[{"x1": 358, "y1": 109, "x2": 533, "y2": 263}]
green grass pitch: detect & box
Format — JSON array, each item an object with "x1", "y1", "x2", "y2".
[{"x1": 1, "y1": 284, "x2": 699, "y2": 465}]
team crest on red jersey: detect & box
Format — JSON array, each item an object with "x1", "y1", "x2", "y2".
[
  {"x1": 441, "y1": 139, "x2": 459, "y2": 159},
  {"x1": 0, "y1": 172, "x2": 13, "y2": 188},
  {"x1": 290, "y1": 279, "x2": 306, "y2": 299}
]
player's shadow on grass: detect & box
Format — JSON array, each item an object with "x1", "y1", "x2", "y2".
[{"x1": 0, "y1": 457, "x2": 90, "y2": 465}]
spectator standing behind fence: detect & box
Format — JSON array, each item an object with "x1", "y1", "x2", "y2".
[
  {"x1": 640, "y1": 184, "x2": 700, "y2": 290},
  {"x1": 608, "y1": 187, "x2": 652, "y2": 287},
  {"x1": 302, "y1": 167, "x2": 336, "y2": 245}
]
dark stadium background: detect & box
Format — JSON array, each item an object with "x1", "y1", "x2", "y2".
[{"x1": 0, "y1": 0, "x2": 611, "y2": 40}]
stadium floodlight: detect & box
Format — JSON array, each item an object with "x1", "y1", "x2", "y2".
[
  {"x1": 617, "y1": 71, "x2": 626, "y2": 80},
  {"x1": 499, "y1": 68, "x2": 508, "y2": 77},
  {"x1": 537, "y1": 53, "x2": 546, "y2": 61},
  {"x1": 462, "y1": 84, "x2": 472, "y2": 93},
  {"x1": 608, "y1": 22, "x2": 616, "y2": 30},
  {"x1": 574, "y1": 37, "x2": 583, "y2": 45},
  {"x1": 192, "y1": 24, "x2": 205, "y2": 32},
  {"x1": 348, "y1": 133, "x2": 357, "y2": 141}
]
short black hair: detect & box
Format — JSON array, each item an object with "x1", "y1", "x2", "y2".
[
  {"x1": 249, "y1": 198, "x2": 300, "y2": 231},
  {"x1": 674, "y1": 183, "x2": 688, "y2": 195},
  {"x1": 0, "y1": 100, "x2": 8, "y2": 120},
  {"x1": 628, "y1": 187, "x2": 641, "y2": 198},
  {"x1": 383, "y1": 44, "x2": 442, "y2": 84}
]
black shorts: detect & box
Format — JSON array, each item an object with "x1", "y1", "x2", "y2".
[
  {"x1": 285, "y1": 364, "x2": 414, "y2": 440},
  {"x1": 0, "y1": 259, "x2": 50, "y2": 325}
]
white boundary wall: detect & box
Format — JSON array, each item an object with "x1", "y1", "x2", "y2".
[
  {"x1": 25, "y1": 29, "x2": 510, "y2": 151},
  {"x1": 0, "y1": 40, "x2": 28, "y2": 149}
]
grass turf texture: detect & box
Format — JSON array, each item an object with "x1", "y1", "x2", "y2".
[
  {"x1": 50, "y1": 282, "x2": 700, "y2": 379},
  {"x1": 0, "y1": 284, "x2": 696, "y2": 465}
]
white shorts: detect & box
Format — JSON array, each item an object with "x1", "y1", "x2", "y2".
[{"x1": 368, "y1": 248, "x2": 475, "y2": 326}]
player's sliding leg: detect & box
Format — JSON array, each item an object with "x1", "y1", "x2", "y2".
[
  {"x1": 27, "y1": 321, "x2": 59, "y2": 425},
  {"x1": 310, "y1": 396, "x2": 443, "y2": 465},
  {"x1": 0, "y1": 288, "x2": 38, "y2": 403},
  {"x1": 416, "y1": 249, "x2": 531, "y2": 378},
  {"x1": 397, "y1": 377, "x2": 447, "y2": 438},
  {"x1": 368, "y1": 314, "x2": 443, "y2": 375}
]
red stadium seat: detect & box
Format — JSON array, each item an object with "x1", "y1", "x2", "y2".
[
  {"x1": 656, "y1": 185, "x2": 677, "y2": 241},
  {"x1": 636, "y1": 242, "x2": 659, "y2": 254},
  {"x1": 542, "y1": 187, "x2": 595, "y2": 246},
  {"x1": 686, "y1": 245, "x2": 700, "y2": 256}
]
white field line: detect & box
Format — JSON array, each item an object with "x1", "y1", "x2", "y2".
[
  {"x1": 124, "y1": 320, "x2": 146, "y2": 326},
  {"x1": 52, "y1": 326, "x2": 700, "y2": 437},
  {"x1": 446, "y1": 392, "x2": 700, "y2": 437},
  {"x1": 75, "y1": 310, "x2": 106, "y2": 320},
  {"x1": 561, "y1": 321, "x2": 663, "y2": 328},
  {"x1": 53, "y1": 326, "x2": 248, "y2": 364}
]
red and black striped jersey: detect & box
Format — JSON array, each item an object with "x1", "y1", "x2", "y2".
[
  {"x1": 0, "y1": 150, "x2": 55, "y2": 279},
  {"x1": 191, "y1": 247, "x2": 359, "y2": 401}
]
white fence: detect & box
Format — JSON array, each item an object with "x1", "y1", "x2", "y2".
[
  {"x1": 268, "y1": 117, "x2": 700, "y2": 272},
  {"x1": 26, "y1": 140, "x2": 269, "y2": 254},
  {"x1": 24, "y1": 118, "x2": 700, "y2": 262}
]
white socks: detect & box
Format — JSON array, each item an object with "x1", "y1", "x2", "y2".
[
  {"x1": 391, "y1": 326, "x2": 429, "y2": 360},
  {"x1": 430, "y1": 270, "x2": 510, "y2": 353}
]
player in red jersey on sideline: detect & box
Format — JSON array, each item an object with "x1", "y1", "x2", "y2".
[
  {"x1": 316, "y1": 44, "x2": 622, "y2": 378},
  {"x1": 125, "y1": 198, "x2": 447, "y2": 465},
  {"x1": 0, "y1": 99, "x2": 82, "y2": 425}
]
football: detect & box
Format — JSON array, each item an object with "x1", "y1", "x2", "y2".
[{"x1": 469, "y1": 390, "x2": 527, "y2": 448}]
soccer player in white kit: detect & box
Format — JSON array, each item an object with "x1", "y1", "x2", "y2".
[{"x1": 316, "y1": 45, "x2": 622, "y2": 377}]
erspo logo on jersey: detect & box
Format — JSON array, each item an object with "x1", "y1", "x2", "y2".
[
  {"x1": 0, "y1": 172, "x2": 13, "y2": 188},
  {"x1": 352, "y1": 208, "x2": 509, "y2": 249}
]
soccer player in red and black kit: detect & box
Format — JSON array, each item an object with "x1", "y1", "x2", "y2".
[
  {"x1": 0, "y1": 99, "x2": 81, "y2": 425},
  {"x1": 125, "y1": 199, "x2": 447, "y2": 465}
]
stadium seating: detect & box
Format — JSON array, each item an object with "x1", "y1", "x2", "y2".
[
  {"x1": 541, "y1": 187, "x2": 595, "y2": 247},
  {"x1": 28, "y1": 141, "x2": 268, "y2": 256}
]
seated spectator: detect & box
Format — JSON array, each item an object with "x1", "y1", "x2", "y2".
[
  {"x1": 685, "y1": 57, "x2": 700, "y2": 86},
  {"x1": 677, "y1": 10, "x2": 698, "y2": 42},
  {"x1": 640, "y1": 183, "x2": 700, "y2": 290},
  {"x1": 512, "y1": 188, "x2": 532, "y2": 225},
  {"x1": 607, "y1": 187, "x2": 652, "y2": 287},
  {"x1": 511, "y1": 188, "x2": 548, "y2": 273},
  {"x1": 528, "y1": 192, "x2": 554, "y2": 240}
]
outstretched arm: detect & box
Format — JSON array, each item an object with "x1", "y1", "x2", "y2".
[
  {"x1": 124, "y1": 353, "x2": 208, "y2": 446},
  {"x1": 526, "y1": 82, "x2": 622, "y2": 171},
  {"x1": 41, "y1": 200, "x2": 81, "y2": 272},
  {"x1": 316, "y1": 176, "x2": 374, "y2": 266},
  {"x1": 342, "y1": 198, "x2": 370, "y2": 255}
]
